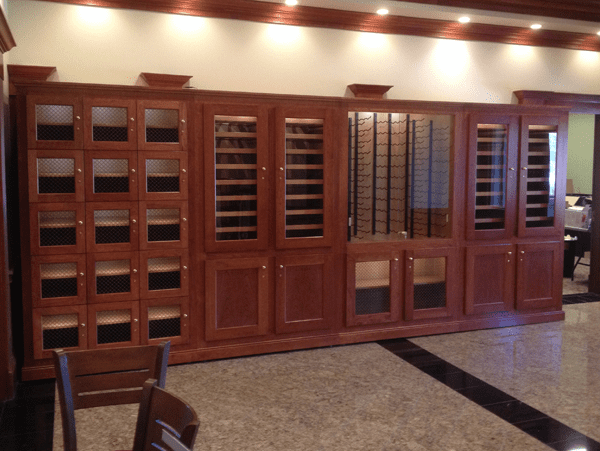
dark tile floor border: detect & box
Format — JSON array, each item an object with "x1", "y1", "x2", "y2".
[
  {"x1": 379, "y1": 338, "x2": 600, "y2": 451},
  {"x1": 562, "y1": 292, "x2": 600, "y2": 305}
]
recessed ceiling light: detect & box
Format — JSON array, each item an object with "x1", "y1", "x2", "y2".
[
  {"x1": 285, "y1": 0, "x2": 298, "y2": 6},
  {"x1": 376, "y1": 8, "x2": 389, "y2": 15},
  {"x1": 530, "y1": 23, "x2": 542, "y2": 30},
  {"x1": 458, "y1": 16, "x2": 470, "y2": 24}
]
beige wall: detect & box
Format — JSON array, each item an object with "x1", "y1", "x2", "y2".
[{"x1": 7, "y1": 0, "x2": 600, "y2": 102}]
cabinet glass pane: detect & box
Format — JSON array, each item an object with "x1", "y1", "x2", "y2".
[
  {"x1": 42, "y1": 313, "x2": 79, "y2": 350},
  {"x1": 37, "y1": 158, "x2": 75, "y2": 194},
  {"x1": 147, "y1": 257, "x2": 181, "y2": 291},
  {"x1": 355, "y1": 260, "x2": 390, "y2": 315},
  {"x1": 413, "y1": 257, "x2": 446, "y2": 310},
  {"x1": 348, "y1": 112, "x2": 452, "y2": 242},
  {"x1": 214, "y1": 115, "x2": 258, "y2": 241},
  {"x1": 475, "y1": 124, "x2": 507, "y2": 230},
  {"x1": 285, "y1": 118, "x2": 324, "y2": 238},
  {"x1": 38, "y1": 210, "x2": 77, "y2": 247},
  {"x1": 95, "y1": 259, "x2": 131, "y2": 295},
  {"x1": 97, "y1": 309, "x2": 131, "y2": 344},
  {"x1": 94, "y1": 209, "x2": 130, "y2": 244},
  {"x1": 147, "y1": 208, "x2": 180, "y2": 242},
  {"x1": 146, "y1": 159, "x2": 180, "y2": 193},
  {"x1": 94, "y1": 159, "x2": 129, "y2": 193},
  {"x1": 148, "y1": 305, "x2": 181, "y2": 339},
  {"x1": 40, "y1": 262, "x2": 78, "y2": 298},
  {"x1": 526, "y1": 125, "x2": 557, "y2": 228},
  {"x1": 145, "y1": 109, "x2": 179, "y2": 143},
  {"x1": 35, "y1": 104, "x2": 74, "y2": 141},
  {"x1": 92, "y1": 107, "x2": 128, "y2": 142}
]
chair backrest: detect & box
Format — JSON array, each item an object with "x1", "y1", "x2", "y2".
[
  {"x1": 53, "y1": 341, "x2": 170, "y2": 451},
  {"x1": 132, "y1": 379, "x2": 199, "y2": 451}
]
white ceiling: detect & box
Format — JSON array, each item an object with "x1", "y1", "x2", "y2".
[{"x1": 257, "y1": 0, "x2": 600, "y2": 35}]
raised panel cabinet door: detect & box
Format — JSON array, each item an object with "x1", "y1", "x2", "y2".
[
  {"x1": 405, "y1": 247, "x2": 458, "y2": 321},
  {"x1": 276, "y1": 108, "x2": 334, "y2": 249},
  {"x1": 84, "y1": 151, "x2": 139, "y2": 202},
  {"x1": 28, "y1": 150, "x2": 85, "y2": 203},
  {"x1": 204, "y1": 104, "x2": 269, "y2": 253},
  {"x1": 518, "y1": 115, "x2": 567, "y2": 238},
  {"x1": 516, "y1": 241, "x2": 562, "y2": 310},
  {"x1": 137, "y1": 100, "x2": 188, "y2": 152},
  {"x1": 140, "y1": 297, "x2": 190, "y2": 346},
  {"x1": 466, "y1": 113, "x2": 519, "y2": 241},
  {"x1": 83, "y1": 97, "x2": 137, "y2": 150},
  {"x1": 275, "y1": 254, "x2": 334, "y2": 334},
  {"x1": 346, "y1": 251, "x2": 402, "y2": 327},
  {"x1": 464, "y1": 244, "x2": 515, "y2": 315},
  {"x1": 205, "y1": 257, "x2": 269, "y2": 341},
  {"x1": 27, "y1": 95, "x2": 83, "y2": 149},
  {"x1": 87, "y1": 301, "x2": 140, "y2": 349},
  {"x1": 32, "y1": 305, "x2": 87, "y2": 359}
]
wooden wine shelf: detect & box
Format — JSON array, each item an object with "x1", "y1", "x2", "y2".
[
  {"x1": 216, "y1": 226, "x2": 257, "y2": 233},
  {"x1": 216, "y1": 211, "x2": 257, "y2": 217},
  {"x1": 286, "y1": 134, "x2": 323, "y2": 140},
  {"x1": 215, "y1": 148, "x2": 256, "y2": 154},
  {"x1": 474, "y1": 217, "x2": 504, "y2": 223},
  {"x1": 216, "y1": 195, "x2": 257, "y2": 201}
]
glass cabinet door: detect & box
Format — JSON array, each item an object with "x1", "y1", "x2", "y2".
[
  {"x1": 518, "y1": 116, "x2": 566, "y2": 237},
  {"x1": 467, "y1": 114, "x2": 518, "y2": 240},
  {"x1": 276, "y1": 108, "x2": 332, "y2": 249},
  {"x1": 204, "y1": 105, "x2": 269, "y2": 252}
]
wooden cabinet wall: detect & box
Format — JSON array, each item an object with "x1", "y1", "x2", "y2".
[{"x1": 15, "y1": 82, "x2": 567, "y2": 380}]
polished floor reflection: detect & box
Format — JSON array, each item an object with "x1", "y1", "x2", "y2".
[{"x1": 2, "y1": 300, "x2": 600, "y2": 450}]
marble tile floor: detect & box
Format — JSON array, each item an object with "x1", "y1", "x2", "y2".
[{"x1": 3, "y1": 300, "x2": 600, "y2": 451}]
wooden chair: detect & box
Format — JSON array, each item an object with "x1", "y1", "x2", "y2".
[
  {"x1": 52, "y1": 341, "x2": 170, "y2": 451},
  {"x1": 132, "y1": 379, "x2": 199, "y2": 451}
]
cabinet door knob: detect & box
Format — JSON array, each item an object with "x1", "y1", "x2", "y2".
[
  {"x1": 77, "y1": 168, "x2": 82, "y2": 173},
  {"x1": 134, "y1": 318, "x2": 138, "y2": 322},
  {"x1": 181, "y1": 119, "x2": 186, "y2": 124},
  {"x1": 81, "y1": 323, "x2": 85, "y2": 327},
  {"x1": 262, "y1": 266, "x2": 267, "y2": 269},
  {"x1": 183, "y1": 314, "x2": 188, "y2": 318},
  {"x1": 80, "y1": 272, "x2": 84, "y2": 276},
  {"x1": 133, "y1": 269, "x2": 138, "y2": 273},
  {"x1": 182, "y1": 218, "x2": 187, "y2": 222},
  {"x1": 262, "y1": 167, "x2": 267, "y2": 171},
  {"x1": 394, "y1": 258, "x2": 399, "y2": 261},
  {"x1": 507, "y1": 252, "x2": 512, "y2": 255},
  {"x1": 76, "y1": 116, "x2": 81, "y2": 120},
  {"x1": 182, "y1": 169, "x2": 187, "y2": 173},
  {"x1": 509, "y1": 167, "x2": 515, "y2": 171},
  {"x1": 522, "y1": 167, "x2": 528, "y2": 170},
  {"x1": 280, "y1": 265, "x2": 284, "y2": 269},
  {"x1": 130, "y1": 117, "x2": 135, "y2": 122},
  {"x1": 280, "y1": 167, "x2": 284, "y2": 171},
  {"x1": 408, "y1": 257, "x2": 413, "y2": 261},
  {"x1": 78, "y1": 221, "x2": 83, "y2": 225},
  {"x1": 520, "y1": 250, "x2": 525, "y2": 254},
  {"x1": 132, "y1": 219, "x2": 136, "y2": 224},
  {"x1": 183, "y1": 266, "x2": 188, "y2": 270},
  {"x1": 131, "y1": 168, "x2": 136, "y2": 173}
]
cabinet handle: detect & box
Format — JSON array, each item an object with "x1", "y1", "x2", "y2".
[
  {"x1": 134, "y1": 318, "x2": 138, "y2": 323},
  {"x1": 183, "y1": 266, "x2": 188, "y2": 270},
  {"x1": 81, "y1": 323, "x2": 85, "y2": 328},
  {"x1": 522, "y1": 167, "x2": 528, "y2": 170},
  {"x1": 132, "y1": 219, "x2": 136, "y2": 224},
  {"x1": 262, "y1": 266, "x2": 267, "y2": 269},
  {"x1": 394, "y1": 258, "x2": 399, "y2": 261},
  {"x1": 76, "y1": 116, "x2": 81, "y2": 120},
  {"x1": 78, "y1": 221, "x2": 83, "y2": 225},
  {"x1": 130, "y1": 117, "x2": 135, "y2": 122},
  {"x1": 181, "y1": 119, "x2": 186, "y2": 124},
  {"x1": 280, "y1": 167, "x2": 284, "y2": 171},
  {"x1": 182, "y1": 169, "x2": 187, "y2": 173},
  {"x1": 183, "y1": 314, "x2": 188, "y2": 318},
  {"x1": 77, "y1": 168, "x2": 82, "y2": 173},
  {"x1": 509, "y1": 167, "x2": 515, "y2": 171},
  {"x1": 131, "y1": 168, "x2": 136, "y2": 173},
  {"x1": 79, "y1": 272, "x2": 84, "y2": 277},
  {"x1": 133, "y1": 269, "x2": 138, "y2": 273},
  {"x1": 182, "y1": 218, "x2": 187, "y2": 222},
  {"x1": 520, "y1": 250, "x2": 525, "y2": 254},
  {"x1": 408, "y1": 257, "x2": 413, "y2": 261},
  {"x1": 280, "y1": 265, "x2": 284, "y2": 268},
  {"x1": 262, "y1": 167, "x2": 267, "y2": 171}
]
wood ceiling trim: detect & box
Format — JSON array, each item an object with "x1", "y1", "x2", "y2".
[
  {"x1": 395, "y1": 0, "x2": 600, "y2": 24},
  {"x1": 41, "y1": 0, "x2": 600, "y2": 52}
]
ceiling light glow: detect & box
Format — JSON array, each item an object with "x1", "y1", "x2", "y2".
[
  {"x1": 458, "y1": 16, "x2": 470, "y2": 24},
  {"x1": 531, "y1": 23, "x2": 542, "y2": 30},
  {"x1": 377, "y1": 8, "x2": 389, "y2": 15},
  {"x1": 285, "y1": 0, "x2": 298, "y2": 6}
]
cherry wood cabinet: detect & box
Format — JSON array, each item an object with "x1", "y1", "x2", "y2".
[
  {"x1": 465, "y1": 244, "x2": 515, "y2": 315},
  {"x1": 275, "y1": 254, "x2": 334, "y2": 334},
  {"x1": 516, "y1": 241, "x2": 562, "y2": 310},
  {"x1": 404, "y1": 247, "x2": 458, "y2": 321},
  {"x1": 346, "y1": 251, "x2": 402, "y2": 327},
  {"x1": 83, "y1": 97, "x2": 138, "y2": 150},
  {"x1": 204, "y1": 104, "x2": 269, "y2": 253},
  {"x1": 15, "y1": 81, "x2": 568, "y2": 380},
  {"x1": 205, "y1": 257, "x2": 269, "y2": 341}
]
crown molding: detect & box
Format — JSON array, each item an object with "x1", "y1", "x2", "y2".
[
  {"x1": 40, "y1": 0, "x2": 600, "y2": 52},
  {"x1": 0, "y1": 7, "x2": 16, "y2": 54}
]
